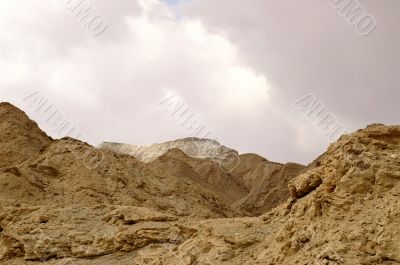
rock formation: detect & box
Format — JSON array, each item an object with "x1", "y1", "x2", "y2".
[{"x1": 1, "y1": 102, "x2": 399, "y2": 264}]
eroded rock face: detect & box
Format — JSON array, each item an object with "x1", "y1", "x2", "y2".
[
  {"x1": 1, "y1": 103, "x2": 400, "y2": 265},
  {"x1": 234, "y1": 161, "x2": 305, "y2": 215},
  {"x1": 0, "y1": 205, "x2": 191, "y2": 261},
  {"x1": 0, "y1": 103, "x2": 52, "y2": 168},
  {"x1": 254, "y1": 124, "x2": 400, "y2": 264}
]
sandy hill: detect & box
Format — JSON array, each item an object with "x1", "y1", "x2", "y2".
[{"x1": 1, "y1": 103, "x2": 399, "y2": 265}]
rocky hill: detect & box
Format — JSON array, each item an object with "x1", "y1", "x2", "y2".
[
  {"x1": 1, "y1": 102, "x2": 399, "y2": 264},
  {"x1": 100, "y1": 138, "x2": 305, "y2": 215}
]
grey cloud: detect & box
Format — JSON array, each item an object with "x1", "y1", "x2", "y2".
[
  {"x1": 181, "y1": 0, "x2": 400, "y2": 124},
  {"x1": 1, "y1": 0, "x2": 398, "y2": 165},
  {"x1": 178, "y1": 0, "x2": 400, "y2": 161}
]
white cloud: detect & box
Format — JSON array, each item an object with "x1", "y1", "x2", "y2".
[
  {"x1": 0, "y1": 0, "x2": 275, "y2": 159},
  {"x1": 219, "y1": 66, "x2": 270, "y2": 114},
  {"x1": 3, "y1": 0, "x2": 397, "y2": 164}
]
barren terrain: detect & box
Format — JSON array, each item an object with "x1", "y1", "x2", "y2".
[{"x1": 1, "y1": 102, "x2": 399, "y2": 264}]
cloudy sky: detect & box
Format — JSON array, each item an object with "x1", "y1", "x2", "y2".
[{"x1": 1, "y1": 0, "x2": 399, "y2": 164}]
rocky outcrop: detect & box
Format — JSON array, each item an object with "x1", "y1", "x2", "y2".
[
  {"x1": 0, "y1": 205, "x2": 191, "y2": 261},
  {"x1": 0, "y1": 103, "x2": 52, "y2": 168}
]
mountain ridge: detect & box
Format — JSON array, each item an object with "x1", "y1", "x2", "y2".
[{"x1": 0, "y1": 102, "x2": 399, "y2": 264}]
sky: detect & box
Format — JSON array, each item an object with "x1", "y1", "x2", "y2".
[{"x1": 0, "y1": 0, "x2": 399, "y2": 164}]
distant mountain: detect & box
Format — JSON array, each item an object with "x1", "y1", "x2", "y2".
[{"x1": 99, "y1": 138, "x2": 240, "y2": 170}]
